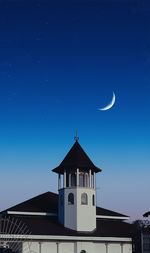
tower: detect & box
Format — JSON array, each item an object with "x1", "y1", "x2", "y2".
[{"x1": 52, "y1": 139, "x2": 101, "y2": 232}]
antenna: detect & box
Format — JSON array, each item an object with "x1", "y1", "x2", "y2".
[{"x1": 74, "y1": 130, "x2": 79, "y2": 142}]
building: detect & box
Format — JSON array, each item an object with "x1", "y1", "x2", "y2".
[
  {"x1": 138, "y1": 212, "x2": 150, "y2": 253},
  {"x1": 0, "y1": 140, "x2": 134, "y2": 253}
]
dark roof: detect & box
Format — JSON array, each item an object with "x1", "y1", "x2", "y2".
[
  {"x1": 0, "y1": 191, "x2": 132, "y2": 238},
  {"x1": 143, "y1": 211, "x2": 150, "y2": 217},
  {"x1": 96, "y1": 206, "x2": 128, "y2": 218},
  {"x1": 4, "y1": 192, "x2": 58, "y2": 213},
  {"x1": 2, "y1": 191, "x2": 128, "y2": 219},
  {"x1": 52, "y1": 141, "x2": 101, "y2": 174},
  {"x1": 2, "y1": 215, "x2": 134, "y2": 238}
]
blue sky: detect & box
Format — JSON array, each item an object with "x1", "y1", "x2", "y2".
[{"x1": 0, "y1": 0, "x2": 150, "y2": 220}]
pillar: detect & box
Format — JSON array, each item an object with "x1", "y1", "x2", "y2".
[
  {"x1": 89, "y1": 169, "x2": 91, "y2": 187},
  {"x1": 77, "y1": 168, "x2": 79, "y2": 186},
  {"x1": 63, "y1": 170, "x2": 66, "y2": 188},
  {"x1": 58, "y1": 174, "x2": 61, "y2": 190},
  {"x1": 93, "y1": 172, "x2": 96, "y2": 189},
  {"x1": 56, "y1": 242, "x2": 59, "y2": 253},
  {"x1": 105, "y1": 243, "x2": 109, "y2": 253},
  {"x1": 69, "y1": 173, "x2": 71, "y2": 187},
  {"x1": 121, "y1": 243, "x2": 124, "y2": 253},
  {"x1": 39, "y1": 242, "x2": 42, "y2": 253}
]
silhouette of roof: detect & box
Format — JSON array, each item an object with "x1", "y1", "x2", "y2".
[
  {"x1": 2, "y1": 191, "x2": 128, "y2": 218},
  {"x1": 96, "y1": 206, "x2": 128, "y2": 218},
  {"x1": 4, "y1": 192, "x2": 58, "y2": 213},
  {"x1": 143, "y1": 211, "x2": 150, "y2": 217},
  {"x1": 4, "y1": 215, "x2": 133, "y2": 238},
  {"x1": 52, "y1": 141, "x2": 102, "y2": 174},
  {"x1": 1, "y1": 192, "x2": 132, "y2": 238}
]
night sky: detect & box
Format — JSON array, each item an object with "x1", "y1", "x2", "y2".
[{"x1": 0, "y1": 0, "x2": 150, "y2": 221}]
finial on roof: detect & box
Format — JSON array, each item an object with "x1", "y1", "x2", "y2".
[{"x1": 74, "y1": 130, "x2": 79, "y2": 142}]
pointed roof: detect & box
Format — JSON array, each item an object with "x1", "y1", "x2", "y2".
[{"x1": 52, "y1": 140, "x2": 102, "y2": 174}]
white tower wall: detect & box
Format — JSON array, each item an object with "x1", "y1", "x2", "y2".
[{"x1": 63, "y1": 187, "x2": 96, "y2": 232}]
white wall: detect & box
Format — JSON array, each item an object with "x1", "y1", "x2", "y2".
[
  {"x1": 76, "y1": 241, "x2": 94, "y2": 253},
  {"x1": 108, "y1": 243, "x2": 121, "y2": 253},
  {"x1": 94, "y1": 243, "x2": 107, "y2": 253},
  {"x1": 24, "y1": 241, "x2": 132, "y2": 253},
  {"x1": 41, "y1": 242, "x2": 57, "y2": 253},
  {"x1": 64, "y1": 187, "x2": 96, "y2": 231},
  {"x1": 76, "y1": 188, "x2": 96, "y2": 232},
  {"x1": 123, "y1": 243, "x2": 133, "y2": 253},
  {"x1": 59, "y1": 242, "x2": 74, "y2": 253},
  {"x1": 64, "y1": 188, "x2": 77, "y2": 230},
  {"x1": 25, "y1": 241, "x2": 39, "y2": 253}
]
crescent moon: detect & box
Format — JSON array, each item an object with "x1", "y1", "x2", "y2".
[{"x1": 99, "y1": 92, "x2": 116, "y2": 111}]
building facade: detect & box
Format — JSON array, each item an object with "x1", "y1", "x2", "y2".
[{"x1": 0, "y1": 140, "x2": 134, "y2": 253}]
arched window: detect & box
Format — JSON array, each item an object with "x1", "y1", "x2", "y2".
[
  {"x1": 92, "y1": 194, "x2": 95, "y2": 206},
  {"x1": 80, "y1": 250, "x2": 86, "y2": 253},
  {"x1": 81, "y1": 193, "x2": 88, "y2": 205},
  {"x1": 71, "y1": 173, "x2": 76, "y2": 186},
  {"x1": 68, "y1": 193, "x2": 74, "y2": 205},
  {"x1": 79, "y1": 173, "x2": 84, "y2": 187}
]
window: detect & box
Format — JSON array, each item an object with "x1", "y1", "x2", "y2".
[
  {"x1": 71, "y1": 173, "x2": 76, "y2": 186},
  {"x1": 66, "y1": 173, "x2": 69, "y2": 187},
  {"x1": 79, "y1": 173, "x2": 84, "y2": 187},
  {"x1": 68, "y1": 193, "x2": 74, "y2": 205},
  {"x1": 80, "y1": 250, "x2": 86, "y2": 253},
  {"x1": 85, "y1": 173, "x2": 89, "y2": 187},
  {"x1": 81, "y1": 193, "x2": 88, "y2": 205},
  {"x1": 92, "y1": 194, "x2": 95, "y2": 206}
]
